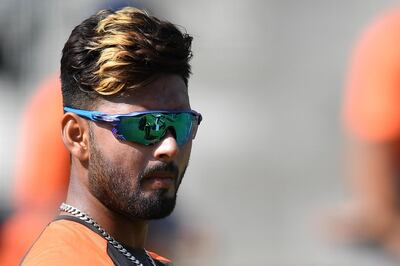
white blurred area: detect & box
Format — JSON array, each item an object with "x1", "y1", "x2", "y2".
[{"x1": 1, "y1": 0, "x2": 400, "y2": 265}]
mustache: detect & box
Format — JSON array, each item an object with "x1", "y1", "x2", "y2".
[{"x1": 139, "y1": 162, "x2": 179, "y2": 181}]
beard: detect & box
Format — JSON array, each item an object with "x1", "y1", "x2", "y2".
[{"x1": 87, "y1": 133, "x2": 187, "y2": 220}]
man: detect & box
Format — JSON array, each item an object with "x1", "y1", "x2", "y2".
[{"x1": 21, "y1": 7, "x2": 201, "y2": 266}]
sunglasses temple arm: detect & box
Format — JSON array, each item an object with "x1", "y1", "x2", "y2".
[{"x1": 63, "y1": 107, "x2": 105, "y2": 122}]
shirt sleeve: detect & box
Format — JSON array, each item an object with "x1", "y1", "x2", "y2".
[{"x1": 343, "y1": 9, "x2": 400, "y2": 142}]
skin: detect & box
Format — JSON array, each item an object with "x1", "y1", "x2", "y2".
[{"x1": 60, "y1": 74, "x2": 193, "y2": 248}]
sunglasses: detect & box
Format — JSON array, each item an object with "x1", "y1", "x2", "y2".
[{"x1": 64, "y1": 107, "x2": 202, "y2": 146}]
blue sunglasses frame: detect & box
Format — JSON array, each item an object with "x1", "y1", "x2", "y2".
[{"x1": 64, "y1": 107, "x2": 202, "y2": 145}]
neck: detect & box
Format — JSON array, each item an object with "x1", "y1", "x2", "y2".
[{"x1": 64, "y1": 172, "x2": 148, "y2": 249}]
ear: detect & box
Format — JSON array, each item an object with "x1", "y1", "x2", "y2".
[{"x1": 61, "y1": 113, "x2": 90, "y2": 162}]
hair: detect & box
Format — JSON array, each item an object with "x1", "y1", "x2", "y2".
[{"x1": 60, "y1": 7, "x2": 193, "y2": 109}]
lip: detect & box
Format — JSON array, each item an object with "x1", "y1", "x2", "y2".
[
  {"x1": 141, "y1": 171, "x2": 176, "y2": 189},
  {"x1": 144, "y1": 177, "x2": 174, "y2": 189}
]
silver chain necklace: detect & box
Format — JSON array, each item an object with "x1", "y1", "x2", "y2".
[{"x1": 60, "y1": 203, "x2": 157, "y2": 266}]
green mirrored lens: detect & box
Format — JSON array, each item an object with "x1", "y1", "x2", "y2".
[
  {"x1": 116, "y1": 112, "x2": 196, "y2": 145},
  {"x1": 172, "y1": 113, "x2": 194, "y2": 145}
]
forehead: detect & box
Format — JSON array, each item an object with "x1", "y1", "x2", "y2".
[{"x1": 96, "y1": 74, "x2": 190, "y2": 113}]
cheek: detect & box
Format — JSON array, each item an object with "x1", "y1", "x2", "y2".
[
  {"x1": 94, "y1": 126, "x2": 147, "y2": 175},
  {"x1": 112, "y1": 145, "x2": 148, "y2": 177}
]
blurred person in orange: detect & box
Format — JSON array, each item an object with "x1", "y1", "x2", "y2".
[
  {"x1": 326, "y1": 8, "x2": 400, "y2": 257},
  {"x1": 17, "y1": 7, "x2": 201, "y2": 266},
  {"x1": 0, "y1": 75, "x2": 69, "y2": 266}
]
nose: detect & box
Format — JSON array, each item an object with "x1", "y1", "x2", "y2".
[{"x1": 153, "y1": 131, "x2": 179, "y2": 162}]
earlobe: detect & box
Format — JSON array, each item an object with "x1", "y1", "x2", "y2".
[{"x1": 61, "y1": 113, "x2": 90, "y2": 162}]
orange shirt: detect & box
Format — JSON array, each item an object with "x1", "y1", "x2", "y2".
[
  {"x1": 343, "y1": 9, "x2": 400, "y2": 142},
  {"x1": 21, "y1": 216, "x2": 171, "y2": 266}
]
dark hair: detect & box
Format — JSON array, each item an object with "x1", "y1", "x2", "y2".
[{"x1": 60, "y1": 7, "x2": 193, "y2": 109}]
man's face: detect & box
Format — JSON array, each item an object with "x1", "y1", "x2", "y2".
[{"x1": 87, "y1": 74, "x2": 192, "y2": 220}]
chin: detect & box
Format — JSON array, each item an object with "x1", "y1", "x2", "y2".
[
  {"x1": 125, "y1": 191, "x2": 177, "y2": 220},
  {"x1": 143, "y1": 187, "x2": 176, "y2": 199}
]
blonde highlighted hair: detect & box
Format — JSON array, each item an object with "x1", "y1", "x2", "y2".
[{"x1": 61, "y1": 7, "x2": 192, "y2": 108}]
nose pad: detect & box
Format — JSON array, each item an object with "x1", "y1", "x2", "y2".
[{"x1": 166, "y1": 126, "x2": 177, "y2": 139}]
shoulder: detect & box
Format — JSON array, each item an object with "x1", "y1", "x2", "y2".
[{"x1": 21, "y1": 219, "x2": 114, "y2": 266}]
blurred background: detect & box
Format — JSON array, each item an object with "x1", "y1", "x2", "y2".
[{"x1": 2, "y1": 0, "x2": 400, "y2": 265}]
